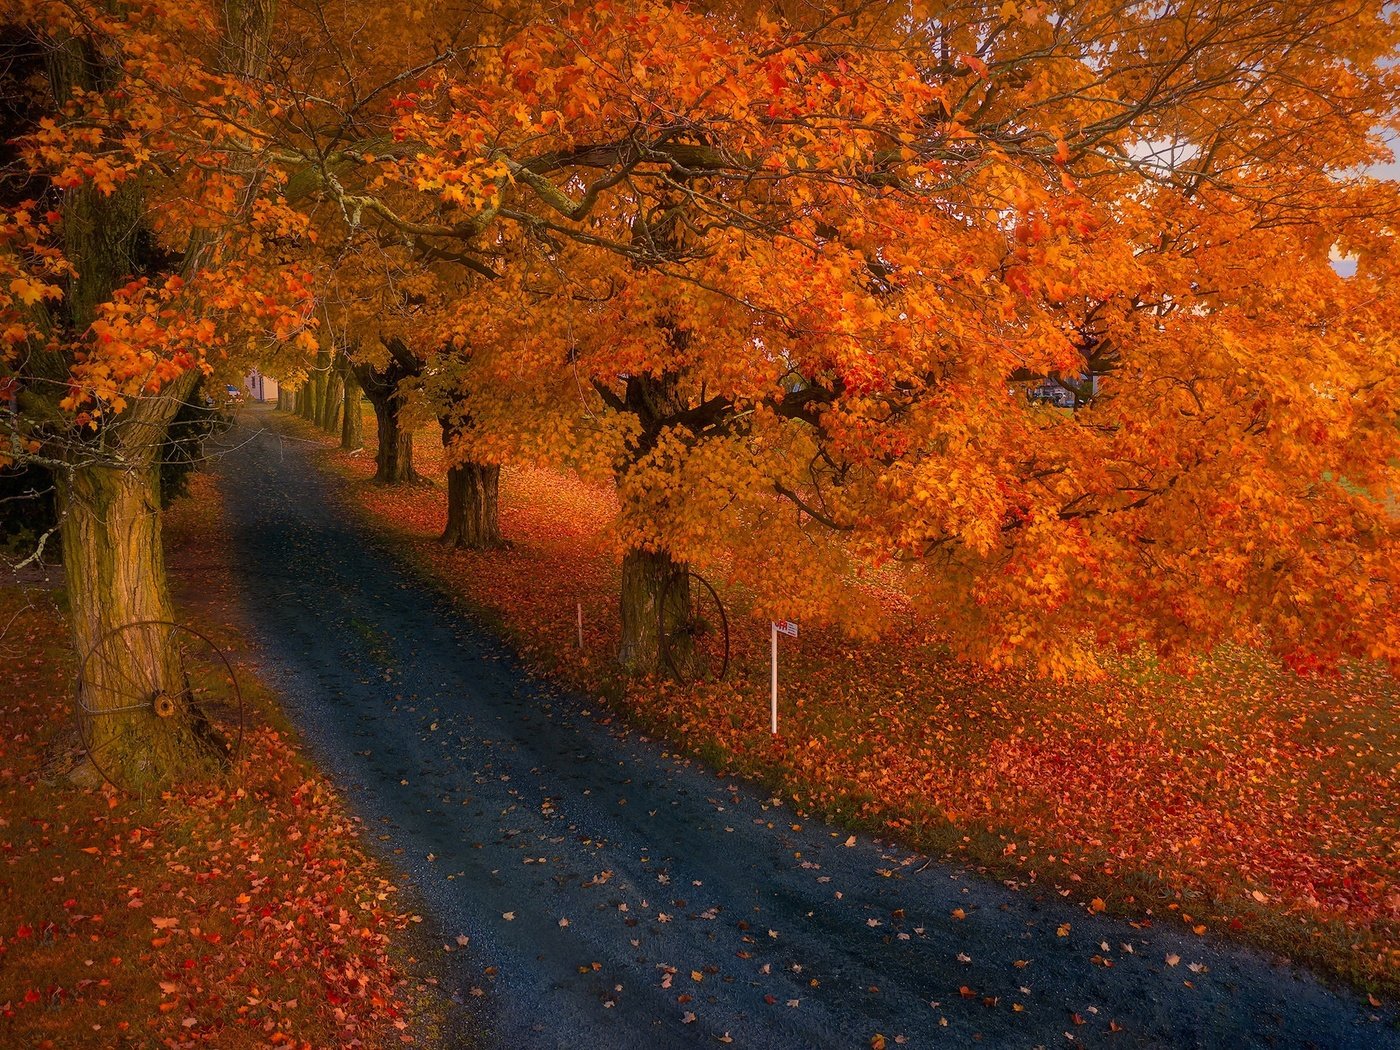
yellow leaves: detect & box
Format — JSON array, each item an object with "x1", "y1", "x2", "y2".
[{"x1": 7, "y1": 276, "x2": 55, "y2": 307}]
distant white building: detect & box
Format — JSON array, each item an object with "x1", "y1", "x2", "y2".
[{"x1": 245, "y1": 370, "x2": 279, "y2": 402}]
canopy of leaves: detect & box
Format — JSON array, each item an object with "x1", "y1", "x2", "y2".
[{"x1": 7, "y1": 0, "x2": 1398, "y2": 675}]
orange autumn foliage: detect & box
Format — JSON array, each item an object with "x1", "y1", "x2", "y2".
[
  {"x1": 1, "y1": 0, "x2": 318, "y2": 453},
  {"x1": 294, "y1": 0, "x2": 1400, "y2": 676},
  {"x1": 4, "y1": 2, "x2": 1396, "y2": 673}
]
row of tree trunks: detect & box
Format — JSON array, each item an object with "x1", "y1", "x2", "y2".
[
  {"x1": 277, "y1": 358, "x2": 692, "y2": 678},
  {"x1": 273, "y1": 347, "x2": 681, "y2": 676}
]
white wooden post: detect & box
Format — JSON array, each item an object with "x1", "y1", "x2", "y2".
[{"x1": 770, "y1": 620, "x2": 779, "y2": 734}]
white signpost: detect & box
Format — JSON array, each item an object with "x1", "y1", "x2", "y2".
[{"x1": 770, "y1": 620, "x2": 798, "y2": 734}]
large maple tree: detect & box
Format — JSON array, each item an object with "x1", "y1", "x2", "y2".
[
  {"x1": 294, "y1": 0, "x2": 1395, "y2": 676},
  {"x1": 1, "y1": 0, "x2": 316, "y2": 788}
]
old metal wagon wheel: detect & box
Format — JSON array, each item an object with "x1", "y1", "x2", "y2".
[
  {"x1": 660, "y1": 571, "x2": 730, "y2": 684},
  {"x1": 74, "y1": 621, "x2": 244, "y2": 794}
]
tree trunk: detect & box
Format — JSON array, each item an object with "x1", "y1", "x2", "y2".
[
  {"x1": 442, "y1": 462, "x2": 503, "y2": 549},
  {"x1": 59, "y1": 464, "x2": 226, "y2": 793},
  {"x1": 370, "y1": 398, "x2": 416, "y2": 484},
  {"x1": 341, "y1": 369, "x2": 364, "y2": 450},
  {"x1": 276, "y1": 387, "x2": 288, "y2": 411},
  {"x1": 320, "y1": 371, "x2": 342, "y2": 432},
  {"x1": 439, "y1": 414, "x2": 502, "y2": 548},
  {"x1": 299, "y1": 378, "x2": 317, "y2": 421},
  {"x1": 311, "y1": 347, "x2": 329, "y2": 425},
  {"x1": 354, "y1": 348, "x2": 420, "y2": 483},
  {"x1": 618, "y1": 547, "x2": 691, "y2": 675}
]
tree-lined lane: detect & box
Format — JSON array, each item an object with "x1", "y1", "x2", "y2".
[{"x1": 215, "y1": 411, "x2": 1395, "y2": 1049}]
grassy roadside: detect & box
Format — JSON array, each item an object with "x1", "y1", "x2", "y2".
[
  {"x1": 267, "y1": 407, "x2": 1399, "y2": 1003},
  {"x1": 0, "y1": 471, "x2": 454, "y2": 1049}
]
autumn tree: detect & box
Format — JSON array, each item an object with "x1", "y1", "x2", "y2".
[
  {"x1": 320, "y1": 0, "x2": 1398, "y2": 677},
  {"x1": 0, "y1": 1, "x2": 317, "y2": 789},
  {"x1": 119, "y1": 0, "x2": 1392, "y2": 677}
]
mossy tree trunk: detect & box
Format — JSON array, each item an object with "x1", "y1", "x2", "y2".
[
  {"x1": 38, "y1": 0, "x2": 279, "y2": 791},
  {"x1": 59, "y1": 410, "x2": 229, "y2": 794},
  {"x1": 618, "y1": 547, "x2": 692, "y2": 675}
]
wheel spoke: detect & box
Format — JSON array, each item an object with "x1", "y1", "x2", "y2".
[
  {"x1": 107, "y1": 630, "x2": 158, "y2": 702},
  {"x1": 85, "y1": 718, "x2": 139, "y2": 766},
  {"x1": 81, "y1": 682, "x2": 154, "y2": 711}
]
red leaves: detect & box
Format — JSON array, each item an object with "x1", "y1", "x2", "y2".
[
  {"x1": 0, "y1": 476, "x2": 419, "y2": 1047},
  {"x1": 306, "y1": 417, "x2": 1400, "y2": 993}
]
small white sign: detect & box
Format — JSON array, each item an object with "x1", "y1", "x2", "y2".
[{"x1": 773, "y1": 619, "x2": 798, "y2": 638}]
